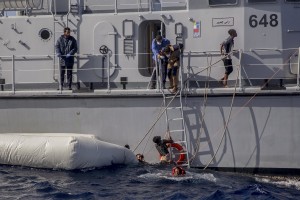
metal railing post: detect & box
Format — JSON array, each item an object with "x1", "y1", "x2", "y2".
[
  {"x1": 115, "y1": 0, "x2": 118, "y2": 14},
  {"x1": 107, "y1": 53, "x2": 111, "y2": 92},
  {"x1": 157, "y1": 57, "x2": 162, "y2": 91},
  {"x1": 187, "y1": 51, "x2": 191, "y2": 91},
  {"x1": 12, "y1": 55, "x2": 15, "y2": 93},
  {"x1": 58, "y1": 57, "x2": 62, "y2": 91},
  {"x1": 180, "y1": 52, "x2": 184, "y2": 91},
  {"x1": 155, "y1": 56, "x2": 159, "y2": 91},
  {"x1": 297, "y1": 47, "x2": 300, "y2": 89},
  {"x1": 186, "y1": 0, "x2": 189, "y2": 11},
  {"x1": 239, "y1": 49, "x2": 242, "y2": 90}
]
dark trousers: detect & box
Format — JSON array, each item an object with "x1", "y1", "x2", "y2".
[
  {"x1": 151, "y1": 59, "x2": 167, "y2": 85},
  {"x1": 60, "y1": 65, "x2": 73, "y2": 88},
  {"x1": 167, "y1": 66, "x2": 178, "y2": 78},
  {"x1": 223, "y1": 59, "x2": 233, "y2": 75}
]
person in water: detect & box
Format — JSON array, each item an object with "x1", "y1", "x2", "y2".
[
  {"x1": 136, "y1": 153, "x2": 147, "y2": 164},
  {"x1": 172, "y1": 166, "x2": 186, "y2": 176},
  {"x1": 152, "y1": 136, "x2": 174, "y2": 164}
]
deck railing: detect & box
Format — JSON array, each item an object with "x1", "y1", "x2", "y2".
[{"x1": 0, "y1": 47, "x2": 299, "y2": 94}]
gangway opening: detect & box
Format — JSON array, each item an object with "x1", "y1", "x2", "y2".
[{"x1": 138, "y1": 20, "x2": 165, "y2": 77}]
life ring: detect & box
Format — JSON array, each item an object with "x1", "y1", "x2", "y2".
[
  {"x1": 169, "y1": 143, "x2": 186, "y2": 164},
  {"x1": 159, "y1": 143, "x2": 186, "y2": 164}
]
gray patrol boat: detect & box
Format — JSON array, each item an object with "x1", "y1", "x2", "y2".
[{"x1": 0, "y1": 0, "x2": 300, "y2": 174}]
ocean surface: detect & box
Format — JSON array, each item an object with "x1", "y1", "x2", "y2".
[{"x1": 0, "y1": 164, "x2": 299, "y2": 200}]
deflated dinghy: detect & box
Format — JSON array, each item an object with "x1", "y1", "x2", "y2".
[{"x1": 0, "y1": 133, "x2": 137, "y2": 170}]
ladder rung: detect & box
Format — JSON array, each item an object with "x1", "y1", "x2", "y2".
[
  {"x1": 169, "y1": 130, "x2": 184, "y2": 133},
  {"x1": 168, "y1": 118, "x2": 183, "y2": 121},
  {"x1": 177, "y1": 163, "x2": 189, "y2": 167},
  {"x1": 167, "y1": 107, "x2": 181, "y2": 110},
  {"x1": 165, "y1": 95, "x2": 178, "y2": 99},
  {"x1": 173, "y1": 152, "x2": 188, "y2": 155},
  {"x1": 173, "y1": 140, "x2": 187, "y2": 144}
]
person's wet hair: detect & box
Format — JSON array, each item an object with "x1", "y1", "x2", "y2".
[{"x1": 152, "y1": 136, "x2": 161, "y2": 143}]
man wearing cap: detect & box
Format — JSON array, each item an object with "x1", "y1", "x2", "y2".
[{"x1": 150, "y1": 35, "x2": 170, "y2": 89}]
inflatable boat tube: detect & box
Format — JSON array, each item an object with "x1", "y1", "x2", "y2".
[{"x1": 0, "y1": 133, "x2": 138, "y2": 170}]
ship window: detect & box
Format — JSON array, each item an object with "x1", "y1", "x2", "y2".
[
  {"x1": 248, "y1": 0, "x2": 276, "y2": 3},
  {"x1": 209, "y1": 0, "x2": 237, "y2": 6},
  {"x1": 286, "y1": 0, "x2": 300, "y2": 2},
  {"x1": 39, "y1": 28, "x2": 52, "y2": 41}
]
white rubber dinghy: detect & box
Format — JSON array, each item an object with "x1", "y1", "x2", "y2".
[{"x1": 0, "y1": 133, "x2": 137, "y2": 170}]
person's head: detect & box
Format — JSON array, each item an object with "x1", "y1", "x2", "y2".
[
  {"x1": 155, "y1": 35, "x2": 163, "y2": 45},
  {"x1": 228, "y1": 29, "x2": 237, "y2": 38},
  {"x1": 163, "y1": 45, "x2": 171, "y2": 54},
  {"x1": 136, "y1": 154, "x2": 144, "y2": 162},
  {"x1": 173, "y1": 166, "x2": 185, "y2": 176},
  {"x1": 64, "y1": 27, "x2": 71, "y2": 38},
  {"x1": 153, "y1": 136, "x2": 161, "y2": 144},
  {"x1": 173, "y1": 167, "x2": 181, "y2": 176},
  {"x1": 124, "y1": 144, "x2": 130, "y2": 149}
]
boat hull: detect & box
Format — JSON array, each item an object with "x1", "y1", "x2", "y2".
[{"x1": 0, "y1": 93, "x2": 299, "y2": 173}]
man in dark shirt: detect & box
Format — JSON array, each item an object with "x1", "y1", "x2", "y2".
[
  {"x1": 56, "y1": 27, "x2": 77, "y2": 90},
  {"x1": 153, "y1": 136, "x2": 173, "y2": 164},
  {"x1": 220, "y1": 29, "x2": 237, "y2": 88}
]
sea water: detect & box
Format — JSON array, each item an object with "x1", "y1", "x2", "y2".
[{"x1": 0, "y1": 164, "x2": 299, "y2": 200}]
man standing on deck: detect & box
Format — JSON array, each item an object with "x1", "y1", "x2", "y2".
[
  {"x1": 151, "y1": 35, "x2": 170, "y2": 89},
  {"x1": 56, "y1": 27, "x2": 77, "y2": 90},
  {"x1": 220, "y1": 29, "x2": 237, "y2": 88}
]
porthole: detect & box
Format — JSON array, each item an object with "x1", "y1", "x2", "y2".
[{"x1": 39, "y1": 28, "x2": 52, "y2": 41}]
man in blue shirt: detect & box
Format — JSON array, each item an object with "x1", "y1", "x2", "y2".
[{"x1": 151, "y1": 35, "x2": 170, "y2": 89}]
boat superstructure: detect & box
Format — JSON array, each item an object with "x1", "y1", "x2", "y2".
[{"x1": 0, "y1": 0, "x2": 300, "y2": 173}]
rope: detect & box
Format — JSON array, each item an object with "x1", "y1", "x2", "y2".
[
  {"x1": 189, "y1": 54, "x2": 213, "y2": 163},
  {"x1": 201, "y1": 49, "x2": 297, "y2": 170},
  {"x1": 203, "y1": 60, "x2": 240, "y2": 170},
  {"x1": 132, "y1": 53, "x2": 232, "y2": 154}
]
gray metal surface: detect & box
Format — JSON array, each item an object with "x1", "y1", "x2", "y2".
[
  {"x1": 0, "y1": 94, "x2": 299, "y2": 170},
  {"x1": 0, "y1": 0, "x2": 300, "y2": 172}
]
